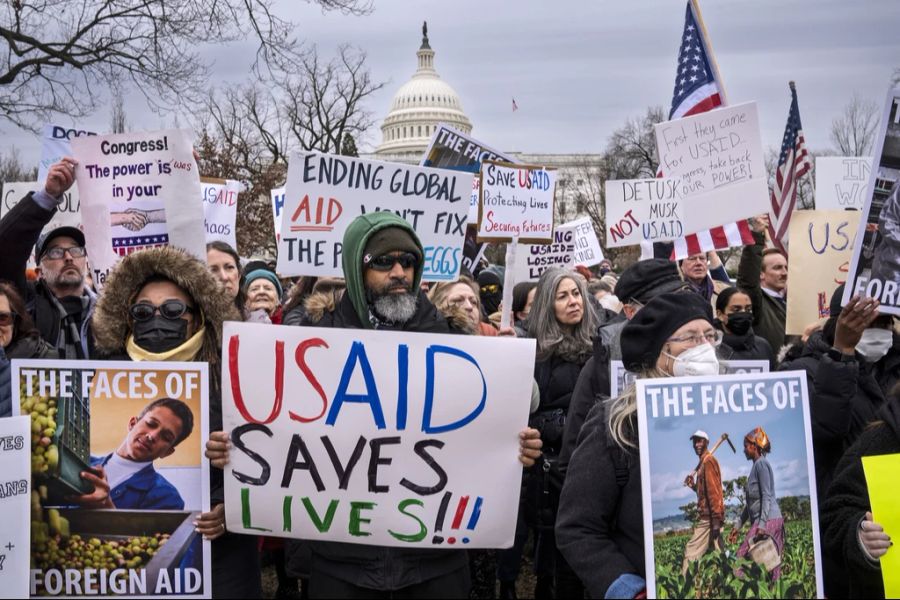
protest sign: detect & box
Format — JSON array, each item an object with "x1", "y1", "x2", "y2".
[
  {"x1": 815, "y1": 157, "x2": 873, "y2": 211},
  {"x1": 1, "y1": 181, "x2": 82, "y2": 268},
  {"x1": 512, "y1": 218, "x2": 602, "y2": 281},
  {"x1": 786, "y1": 210, "x2": 860, "y2": 334},
  {"x1": 421, "y1": 124, "x2": 520, "y2": 223},
  {"x1": 636, "y1": 371, "x2": 821, "y2": 598},
  {"x1": 38, "y1": 124, "x2": 98, "y2": 187},
  {"x1": 609, "y1": 359, "x2": 769, "y2": 398},
  {"x1": 12, "y1": 359, "x2": 211, "y2": 598},
  {"x1": 276, "y1": 152, "x2": 472, "y2": 281},
  {"x1": 654, "y1": 102, "x2": 770, "y2": 235},
  {"x1": 201, "y1": 177, "x2": 241, "y2": 248},
  {"x1": 71, "y1": 130, "x2": 206, "y2": 288},
  {"x1": 221, "y1": 322, "x2": 536, "y2": 548},
  {"x1": 271, "y1": 186, "x2": 286, "y2": 244},
  {"x1": 862, "y1": 453, "x2": 900, "y2": 598},
  {"x1": 478, "y1": 161, "x2": 556, "y2": 243},
  {"x1": 0, "y1": 416, "x2": 31, "y2": 598},
  {"x1": 843, "y1": 87, "x2": 900, "y2": 316},
  {"x1": 604, "y1": 178, "x2": 685, "y2": 247}
]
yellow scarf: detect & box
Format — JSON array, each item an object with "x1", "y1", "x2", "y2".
[{"x1": 126, "y1": 327, "x2": 206, "y2": 362}]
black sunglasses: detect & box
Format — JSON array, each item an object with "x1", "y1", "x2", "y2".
[
  {"x1": 365, "y1": 252, "x2": 418, "y2": 272},
  {"x1": 129, "y1": 300, "x2": 195, "y2": 322},
  {"x1": 0, "y1": 311, "x2": 17, "y2": 327}
]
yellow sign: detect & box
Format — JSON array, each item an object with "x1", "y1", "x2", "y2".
[{"x1": 862, "y1": 453, "x2": 900, "y2": 597}]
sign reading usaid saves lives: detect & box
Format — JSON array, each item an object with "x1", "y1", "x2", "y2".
[
  {"x1": 221, "y1": 322, "x2": 536, "y2": 548},
  {"x1": 276, "y1": 152, "x2": 472, "y2": 282}
]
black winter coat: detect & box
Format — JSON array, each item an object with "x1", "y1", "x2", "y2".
[
  {"x1": 718, "y1": 328, "x2": 776, "y2": 370},
  {"x1": 821, "y1": 398, "x2": 900, "y2": 598},
  {"x1": 779, "y1": 331, "x2": 885, "y2": 497},
  {"x1": 556, "y1": 401, "x2": 643, "y2": 598}
]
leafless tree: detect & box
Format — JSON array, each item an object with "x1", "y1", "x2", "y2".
[
  {"x1": 110, "y1": 92, "x2": 127, "y2": 134},
  {"x1": 0, "y1": 146, "x2": 37, "y2": 181},
  {"x1": 830, "y1": 94, "x2": 880, "y2": 156},
  {"x1": 0, "y1": 0, "x2": 372, "y2": 130}
]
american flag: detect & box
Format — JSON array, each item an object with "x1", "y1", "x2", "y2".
[
  {"x1": 663, "y1": 1, "x2": 754, "y2": 259},
  {"x1": 512, "y1": 98, "x2": 519, "y2": 112},
  {"x1": 767, "y1": 82, "x2": 811, "y2": 253}
]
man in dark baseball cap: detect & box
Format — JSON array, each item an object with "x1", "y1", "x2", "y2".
[{"x1": 0, "y1": 157, "x2": 96, "y2": 358}]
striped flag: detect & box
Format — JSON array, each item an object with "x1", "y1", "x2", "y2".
[
  {"x1": 767, "y1": 82, "x2": 811, "y2": 253},
  {"x1": 661, "y1": 1, "x2": 755, "y2": 259}
]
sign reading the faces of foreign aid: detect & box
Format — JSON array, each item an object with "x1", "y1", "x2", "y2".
[
  {"x1": 609, "y1": 359, "x2": 770, "y2": 398},
  {"x1": 276, "y1": 152, "x2": 473, "y2": 282},
  {"x1": 221, "y1": 322, "x2": 536, "y2": 548},
  {"x1": 70, "y1": 129, "x2": 206, "y2": 289},
  {"x1": 636, "y1": 371, "x2": 822, "y2": 599},
  {"x1": 12, "y1": 360, "x2": 211, "y2": 598}
]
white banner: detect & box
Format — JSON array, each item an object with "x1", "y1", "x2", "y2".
[
  {"x1": 512, "y1": 218, "x2": 603, "y2": 281},
  {"x1": 222, "y1": 322, "x2": 535, "y2": 547},
  {"x1": 815, "y1": 157, "x2": 873, "y2": 211},
  {"x1": 1, "y1": 182, "x2": 82, "y2": 268},
  {"x1": 271, "y1": 186, "x2": 286, "y2": 244},
  {"x1": 201, "y1": 177, "x2": 241, "y2": 248},
  {"x1": 567, "y1": 216, "x2": 604, "y2": 267},
  {"x1": 654, "y1": 102, "x2": 770, "y2": 235},
  {"x1": 604, "y1": 178, "x2": 684, "y2": 247},
  {"x1": 70, "y1": 129, "x2": 205, "y2": 287},
  {"x1": 276, "y1": 152, "x2": 472, "y2": 281},
  {"x1": 38, "y1": 124, "x2": 98, "y2": 187},
  {"x1": 0, "y1": 416, "x2": 30, "y2": 599},
  {"x1": 478, "y1": 161, "x2": 556, "y2": 243}
]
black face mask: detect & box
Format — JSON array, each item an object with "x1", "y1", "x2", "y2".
[
  {"x1": 726, "y1": 311, "x2": 753, "y2": 336},
  {"x1": 133, "y1": 316, "x2": 189, "y2": 353}
]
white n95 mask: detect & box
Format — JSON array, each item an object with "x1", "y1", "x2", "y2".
[{"x1": 667, "y1": 343, "x2": 720, "y2": 377}]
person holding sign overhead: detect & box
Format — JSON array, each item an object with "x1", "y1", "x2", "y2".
[{"x1": 556, "y1": 291, "x2": 717, "y2": 599}]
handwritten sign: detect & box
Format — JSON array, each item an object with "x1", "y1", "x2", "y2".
[
  {"x1": 637, "y1": 371, "x2": 822, "y2": 598},
  {"x1": 843, "y1": 87, "x2": 900, "y2": 316},
  {"x1": 221, "y1": 322, "x2": 536, "y2": 547},
  {"x1": 0, "y1": 182, "x2": 82, "y2": 268},
  {"x1": 276, "y1": 152, "x2": 472, "y2": 281},
  {"x1": 71, "y1": 129, "x2": 206, "y2": 288},
  {"x1": 512, "y1": 218, "x2": 603, "y2": 281},
  {"x1": 38, "y1": 124, "x2": 98, "y2": 187},
  {"x1": 202, "y1": 177, "x2": 241, "y2": 248},
  {"x1": 0, "y1": 416, "x2": 30, "y2": 599},
  {"x1": 12, "y1": 359, "x2": 211, "y2": 598},
  {"x1": 271, "y1": 186, "x2": 286, "y2": 244},
  {"x1": 567, "y1": 217, "x2": 604, "y2": 266},
  {"x1": 421, "y1": 124, "x2": 520, "y2": 223},
  {"x1": 478, "y1": 161, "x2": 556, "y2": 243},
  {"x1": 604, "y1": 178, "x2": 684, "y2": 247},
  {"x1": 654, "y1": 102, "x2": 769, "y2": 234},
  {"x1": 609, "y1": 359, "x2": 769, "y2": 398},
  {"x1": 815, "y1": 157, "x2": 873, "y2": 211},
  {"x1": 862, "y1": 453, "x2": 900, "y2": 598},
  {"x1": 786, "y1": 210, "x2": 860, "y2": 334}
]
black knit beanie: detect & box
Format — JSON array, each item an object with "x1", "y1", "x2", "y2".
[{"x1": 621, "y1": 291, "x2": 714, "y2": 371}]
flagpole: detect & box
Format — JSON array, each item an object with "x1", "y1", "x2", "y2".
[{"x1": 690, "y1": 0, "x2": 729, "y2": 105}]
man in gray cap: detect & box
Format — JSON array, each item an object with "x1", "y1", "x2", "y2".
[{"x1": 0, "y1": 157, "x2": 96, "y2": 358}]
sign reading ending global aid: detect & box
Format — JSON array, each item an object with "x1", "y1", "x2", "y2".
[
  {"x1": 221, "y1": 322, "x2": 536, "y2": 548},
  {"x1": 277, "y1": 152, "x2": 472, "y2": 281}
]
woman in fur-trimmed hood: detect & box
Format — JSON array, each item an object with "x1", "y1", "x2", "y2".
[{"x1": 92, "y1": 246, "x2": 240, "y2": 370}]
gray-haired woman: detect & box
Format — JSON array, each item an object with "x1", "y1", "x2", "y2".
[{"x1": 524, "y1": 268, "x2": 597, "y2": 598}]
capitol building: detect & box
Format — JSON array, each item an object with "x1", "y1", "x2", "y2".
[{"x1": 370, "y1": 24, "x2": 602, "y2": 226}]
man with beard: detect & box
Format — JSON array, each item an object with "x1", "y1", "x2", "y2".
[
  {"x1": 681, "y1": 430, "x2": 725, "y2": 574},
  {"x1": 0, "y1": 157, "x2": 96, "y2": 358},
  {"x1": 284, "y1": 211, "x2": 542, "y2": 598}
]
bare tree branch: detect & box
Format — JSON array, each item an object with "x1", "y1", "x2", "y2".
[{"x1": 830, "y1": 93, "x2": 879, "y2": 156}]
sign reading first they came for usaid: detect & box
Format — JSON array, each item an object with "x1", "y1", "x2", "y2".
[
  {"x1": 276, "y1": 152, "x2": 473, "y2": 281},
  {"x1": 221, "y1": 322, "x2": 536, "y2": 548}
]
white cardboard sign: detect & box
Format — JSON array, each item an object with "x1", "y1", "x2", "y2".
[
  {"x1": 201, "y1": 177, "x2": 241, "y2": 248},
  {"x1": 0, "y1": 416, "x2": 30, "y2": 599},
  {"x1": 604, "y1": 178, "x2": 685, "y2": 247},
  {"x1": 222, "y1": 322, "x2": 536, "y2": 548},
  {"x1": 654, "y1": 102, "x2": 770, "y2": 235},
  {"x1": 477, "y1": 161, "x2": 556, "y2": 243},
  {"x1": 71, "y1": 129, "x2": 205, "y2": 288},
  {"x1": 276, "y1": 152, "x2": 472, "y2": 281},
  {"x1": 271, "y1": 186, "x2": 286, "y2": 244},
  {"x1": 513, "y1": 218, "x2": 603, "y2": 281},
  {"x1": 38, "y1": 124, "x2": 98, "y2": 187},
  {"x1": 815, "y1": 157, "x2": 873, "y2": 211}
]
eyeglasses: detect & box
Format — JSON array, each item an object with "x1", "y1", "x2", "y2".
[
  {"x1": 667, "y1": 330, "x2": 723, "y2": 347},
  {"x1": 480, "y1": 284, "x2": 500, "y2": 294},
  {"x1": 42, "y1": 246, "x2": 87, "y2": 260},
  {"x1": 129, "y1": 300, "x2": 195, "y2": 322},
  {"x1": 365, "y1": 252, "x2": 419, "y2": 271},
  {"x1": 0, "y1": 311, "x2": 17, "y2": 327}
]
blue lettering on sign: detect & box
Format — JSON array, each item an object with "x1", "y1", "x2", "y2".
[
  {"x1": 423, "y1": 246, "x2": 460, "y2": 279},
  {"x1": 327, "y1": 341, "x2": 387, "y2": 429},
  {"x1": 422, "y1": 345, "x2": 486, "y2": 433}
]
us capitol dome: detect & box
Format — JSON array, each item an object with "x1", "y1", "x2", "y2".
[{"x1": 373, "y1": 22, "x2": 473, "y2": 163}]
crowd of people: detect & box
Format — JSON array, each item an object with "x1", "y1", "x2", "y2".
[{"x1": 0, "y1": 157, "x2": 897, "y2": 599}]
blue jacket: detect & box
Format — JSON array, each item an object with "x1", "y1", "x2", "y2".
[{"x1": 91, "y1": 454, "x2": 184, "y2": 510}]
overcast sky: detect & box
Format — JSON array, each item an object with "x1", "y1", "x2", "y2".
[{"x1": 4, "y1": 0, "x2": 899, "y2": 170}]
